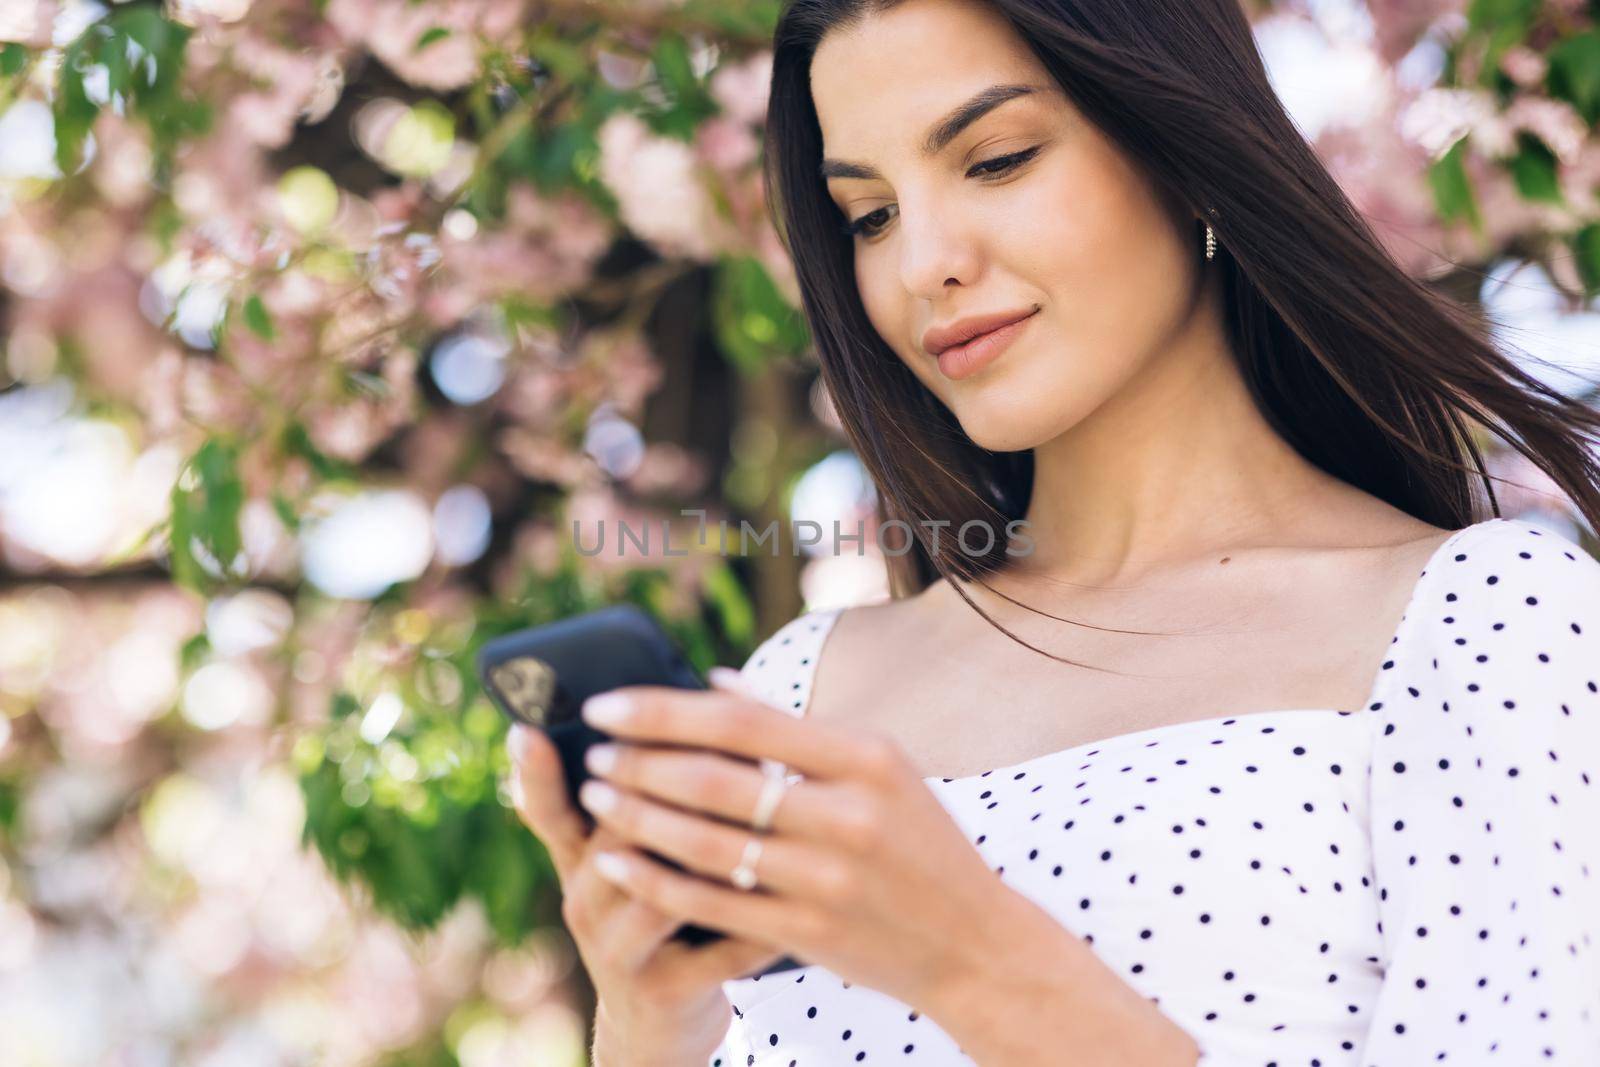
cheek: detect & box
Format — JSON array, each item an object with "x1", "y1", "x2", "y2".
[
  {"x1": 856, "y1": 261, "x2": 911, "y2": 361},
  {"x1": 1012, "y1": 149, "x2": 1192, "y2": 331}
]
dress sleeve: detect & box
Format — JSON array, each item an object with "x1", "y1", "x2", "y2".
[
  {"x1": 732, "y1": 607, "x2": 838, "y2": 718},
  {"x1": 1365, "y1": 519, "x2": 1600, "y2": 1064},
  {"x1": 705, "y1": 1024, "x2": 740, "y2": 1067}
]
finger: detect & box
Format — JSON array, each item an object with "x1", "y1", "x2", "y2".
[
  {"x1": 586, "y1": 844, "x2": 816, "y2": 957},
  {"x1": 561, "y1": 826, "x2": 637, "y2": 939},
  {"x1": 597, "y1": 894, "x2": 689, "y2": 974},
  {"x1": 678, "y1": 933, "x2": 794, "y2": 985},
  {"x1": 584, "y1": 742, "x2": 841, "y2": 842},
  {"x1": 581, "y1": 778, "x2": 847, "y2": 902},
  {"x1": 581, "y1": 685, "x2": 897, "y2": 785},
  {"x1": 708, "y1": 667, "x2": 795, "y2": 780},
  {"x1": 572, "y1": 828, "x2": 688, "y2": 974},
  {"x1": 507, "y1": 724, "x2": 589, "y2": 874}
]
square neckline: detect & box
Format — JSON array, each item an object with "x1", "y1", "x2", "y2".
[{"x1": 791, "y1": 518, "x2": 1508, "y2": 785}]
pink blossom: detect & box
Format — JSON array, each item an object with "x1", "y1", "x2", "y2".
[
  {"x1": 1485, "y1": 449, "x2": 1574, "y2": 517},
  {"x1": 1364, "y1": 0, "x2": 1467, "y2": 65},
  {"x1": 709, "y1": 52, "x2": 773, "y2": 126},
  {"x1": 1397, "y1": 87, "x2": 1509, "y2": 159},
  {"x1": 596, "y1": 111, "x2": 741, "y2": 261},
  {"x1": 498, "y1": 427, "x2": 599, "y2": 487},
  {"x1": 696, "y1": 115, "x2": 761, "y2": 175},
  {"x1": 624, "y1": 442, "x2": 709, "y2": 497},
  {"x1": 1315, "y1": 108, "x2": 1452, "y2": 277},
  {"x1": 325, "y1": 0, "x2": 526, "y2": 91},
  {"x1": 1498, "y1": 45, "x2": 1547, "y2": 88},
  {"x1": 1504, "y1": 95, "x2": 1588, "y2": 165},
  {"x1": 1557, "y1": 141, "x2": 1600, "y2": 224},
  {"x1": 0, "y1": 0, "x2": 57, "y2": 46},
  {"x1": 1466, "y1": 151, "x2": 1567, "y2": 251}
]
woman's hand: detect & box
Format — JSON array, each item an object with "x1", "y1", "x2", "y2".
[
  {"x1": 569, "y1": 668, "x2": 1015, "y2": 1014},
  {"x1": 504, "y1": 721, "x2": 790, "y2": 1065}
]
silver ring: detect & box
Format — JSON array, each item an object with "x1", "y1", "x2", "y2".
[
  {"x1": 750, "y1": 769, "x2": 790, "y2": 832},
  {"x1": 729, "y1": 769, "x2": 792, "y2": 890},
  {"x1": 730, "y1": 837, "x2": 764, "y2": 891}
]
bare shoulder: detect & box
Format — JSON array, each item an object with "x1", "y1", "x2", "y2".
[
  {"x1": 1378, "y1": 514, "x2": 1463, "y2": 565},
  {"x1": 804, "y1": 585, "x2": 942, "y2": 724},
  {"x1": 1362, "y1": 510, "x2": 1485, "y2": 586}
]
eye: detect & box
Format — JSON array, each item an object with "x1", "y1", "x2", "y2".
[
  {"x1": 966, "y1": 144, "x2": 1041, "y2": 179},
  {"x1": 839, "y1": 205, "x2": 895, "y2": 239},
  {"x1": 838, "y1": 145, "x2": 1043, "y2": 240}
]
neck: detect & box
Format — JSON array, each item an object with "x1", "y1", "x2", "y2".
[{"x1": 1011, "y1": 333, "x2": 1347, "y2": 587}]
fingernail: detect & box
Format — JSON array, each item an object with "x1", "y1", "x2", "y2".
[
  {"x1": 593, "y1": 850, "x2": 629, "y2": 884},
  {"x1": 707, "y1": 666, "x2": 748, "y2": 691},
  {"x1": 507, "y1": 724, "x2": 534, "y2": 761},
  {"x1": 585, "y1": 743, "x2": 618, "y2": 775},
  {"x1": 582, "y1": 692, "x2": 632, "y2": 727},
  {"x1": 507, "y1": 772, "x2": 525, "y2": 809},
  {"x1": 579, "y1": 779, "x2": 617, "y2": 813}
]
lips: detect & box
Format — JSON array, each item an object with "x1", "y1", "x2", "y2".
[
  {"x1": 934, "y1": 308, "x2": 1037, "y2": 381},
  {"x1": 922, "y1": 307, "x2": 1039, "y2": 358}
]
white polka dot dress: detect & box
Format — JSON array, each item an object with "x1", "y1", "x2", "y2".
[{"x1": 704, "y1": 517, "x2": 1600, "y2": 1066}]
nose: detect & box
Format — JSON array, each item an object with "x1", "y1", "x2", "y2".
[{"x1": 895, "y1": 198, "x2": 984, "y2": 307}]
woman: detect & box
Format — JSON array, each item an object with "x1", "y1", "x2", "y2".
[{"x1": 507, "y1": 0, "x2": 1600, "y2": 1063}]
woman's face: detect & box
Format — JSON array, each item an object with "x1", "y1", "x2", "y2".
[{"x1": 811, "y1": 0, "x2": 1209, "y2": 452}]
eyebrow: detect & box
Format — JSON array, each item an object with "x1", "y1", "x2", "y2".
[{"x1": 819, "y1": 83, "x2": 1040, "y2": 181}]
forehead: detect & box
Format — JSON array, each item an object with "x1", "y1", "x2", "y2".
[{"x1": 810, "y1": 0, "x2": 1050, "y2": 153}]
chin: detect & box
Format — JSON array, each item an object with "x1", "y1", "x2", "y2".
[
  {"x1": 944, "y1": 371, "x2": 1106, "y2": 452},
  {"x1": 950, "y1": 404, "x2": 1060, "y2": 453}
]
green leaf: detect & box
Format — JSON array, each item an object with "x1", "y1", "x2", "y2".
[
  {"x1": 648, "y1": 33, "x2": 716, "y2": 133},
  {"x1": 461, "y1": 804, "x2": 550, "y2": 945},
  {"x1": 270, "y1": 491, "x2": 300, "y2": 532},
  {"x1": 330, "y1": 692, "x2": 361, "y2": 720},
  {"x1": 0, "y1": 44, "x2": 27, "y2": 78},
  {"x1": 53, "y1": 39, "x2": 101, "y2": 172},
  {"x1": 652, "y1": 34, "x2": 698, "y2": 100},
  {"x1": 242, "y1": 294, "x2": 276, "y2": 340},
  {"x1": 711, "y1": 255, "x2": 811, "y2": 375},
  {"x1": 1547, "y1": 31, "x2": 1600, "y2": 124},
  {"x1": 167, "y1": 437, "x2": 246, "y2": 593},
  {"x1": 1465, "y1": 0, "x2": 1540, "y2": 80},
  {"x1": 179, "y1": 632, "x2": 210, "y2": 673},
  {"x1": 117, "y1": 7, "x2": 187, "y2": 68},
  {"x1": 94, "y1": 23, "x2": 129, "y2": 100},
  {"x1": 281, "y1": 419, "x2": 358, "y2": 482},
  {"x1": 194, "y1": 438, "x2": 244, "y2": 569},
  {"x1": 52, "y1": 8, "x2": 198, "y2": 174},
  {"x1": 0, "y1": 779, "x2": 21, "y2": 842},
  {"x1": 413, "y1": 27, "x2": 451, "y2": 52},
  {"x1": 1427, "y1": 137, "x2": 1482, "y2": 234},
  {"x1": 526, "y1": 29, "x2": 594, "y2": 84},
  {"x1": 365, "y1": 805, "x2": 459, "y2": 929},
  {"x1": 699, "y1": 558, "x2": 756, "y2": 648},
  {"x1": 1573, "y1": 223, "x2": 1600, "y2": 300},
  {"x1": 167, "y1": 472, "x2": 199, "y2": 592},
  {"x1": 1507, "y1": 132, "x2": 1563, "y2": 205},
  {"x1": 498, "y1": 293, "x2": 562, "y2": 332}
]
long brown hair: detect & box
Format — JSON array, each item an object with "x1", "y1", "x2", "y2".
[{"x1": 763, "y1": 0, "x2": 1600, "y2": 666}]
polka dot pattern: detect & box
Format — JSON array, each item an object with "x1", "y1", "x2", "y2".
[{"x1": 705, "y1": 517, "x2": 1600, "y2": 1066}]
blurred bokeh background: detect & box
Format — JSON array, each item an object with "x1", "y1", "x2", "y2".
[{"x1": 0, "y1": 0, "x2": 1598, "y2": 1064}]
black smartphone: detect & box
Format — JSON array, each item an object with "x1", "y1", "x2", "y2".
[{"x1": 477, "y1": 603, "x2": 804, "y2": 977}]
